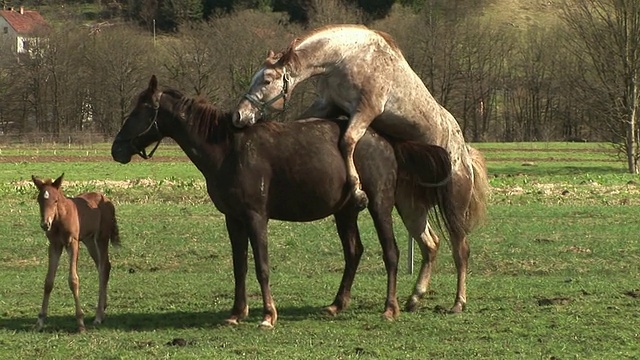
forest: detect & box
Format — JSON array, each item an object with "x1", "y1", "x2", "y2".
[{"x1": 1, "y1": 0, "x2": 639, "y2": 171}]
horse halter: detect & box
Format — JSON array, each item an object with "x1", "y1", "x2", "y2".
[
  {"x1": 129, "y1": 92, "x2": 163, "y2": 159},
  {"x1": 243, "y1": 69, "x2": 291, "y2": 116}
]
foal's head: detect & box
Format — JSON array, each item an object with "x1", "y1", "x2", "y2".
[
  {"x1": 233, "y1": 49, "x2": 294, "y2": 128},
  {"x1": 32, "y1": 173, "x2": 65, "y2": 232}
]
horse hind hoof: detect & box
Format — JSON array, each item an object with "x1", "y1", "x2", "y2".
[{"x1": 258, "y1": 320, "x2": 274, "y2": 329}]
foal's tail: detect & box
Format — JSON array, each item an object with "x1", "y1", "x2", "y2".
[
  {"x1": 103, "y1": 199, "x2": 121, "y2": 247},
  {"x1": 464, "y1": 146, "x2": 490, "y2": 233},
  {"x1": 110, "y1": 213, "x2": 121, "y2": 247}
]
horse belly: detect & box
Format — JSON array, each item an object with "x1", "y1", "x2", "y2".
[{"x1": 268, "y1": 167, "x2": 348, "y2": 222}]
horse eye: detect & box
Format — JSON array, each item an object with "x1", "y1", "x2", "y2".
[{"x1": 264, "y1": 80, "x2": 272, "y2": 85}]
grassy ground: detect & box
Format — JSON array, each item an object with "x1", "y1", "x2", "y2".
[{"x1": 0, "y1": 142, "x2": 639, "y2": 359}]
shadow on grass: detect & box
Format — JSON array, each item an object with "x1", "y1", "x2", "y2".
[{"x1": 0, "y1": 305, "x2": 334, "y2": 333}]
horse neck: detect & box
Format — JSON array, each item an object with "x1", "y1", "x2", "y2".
[
  {"x1": 291, "y1": 34, "x2": 352, "y2": 80},
  {"x1": 52, "y1": 193, "x2": 71, "y2": 224},
  {"x1": 160, "y1": 98, "x2": 233, "y2": 171}
]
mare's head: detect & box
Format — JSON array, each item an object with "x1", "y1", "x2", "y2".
[
  {"x1": 111, "y1": 75, "x2": 165, "y2": 164},
  {"x1": 233, "y1": 49, "x2": 294, "y2": 127},
  {"x1": 32, "y1": 173, "x2": 64, "y2": 232}
]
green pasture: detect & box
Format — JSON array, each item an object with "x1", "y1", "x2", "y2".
[{"x1": 1, "y1": 142, "x2": 639, "y2": 359}]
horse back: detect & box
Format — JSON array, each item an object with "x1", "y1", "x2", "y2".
[
  {"x1": 72, "y1": 192, "x2": 116, "y2": 241},
  {"x1": 229, "y1": 118, "x2": 397, "y2": 221}
]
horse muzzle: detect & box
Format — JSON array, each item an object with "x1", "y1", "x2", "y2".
[
  {"x1": 40, "y1": 219, "x2": 52, "y2": 232},
  {"x1": 111, "y1": 141, "x2": 134, "y2": 164}
]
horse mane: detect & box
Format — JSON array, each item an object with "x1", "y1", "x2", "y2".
[
  {"x1": 165, "y1": 88, "x2": 234, "y2": 143},
  {"x1": 373, "y1": 29, "x2": 402, "y2": 53}
]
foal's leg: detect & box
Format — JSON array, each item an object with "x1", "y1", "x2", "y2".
[
  {"x1": 395, "y1": 183, "x2": 440, "y2": 312},
  {"x1": 368, "y1": 207, "x2": 400, "y2": 320},
  {"x1": 341, "y1": 110, "x2": 379, "y2": 210},
  {"x1": 224, "y1": 216, "x2": 250, "y2": 326},
  {"x1": 66, "y1": 238, "x2": 85, "y2": 332},
  {"x1": 325, "y1": 209, "x2": 363, "y2": 316},
  {"x1": 245, "y1": 213, "x2": 277, "y2": 328},
  {"x1": 36, "y1": 242, "x2": 63, "y2": 331},
  {"x1": 85, "y1": 232, "x2": 110, "y2": 325}
]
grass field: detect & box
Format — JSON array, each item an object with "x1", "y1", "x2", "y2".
[{"x1": 1, "y1": 141, "x2": 639, "y2": 359}]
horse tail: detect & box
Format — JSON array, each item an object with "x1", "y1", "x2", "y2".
[
  {"x1": 392, "y1": 141, "x2": 463, "y2": 238},
  {"x1": 106, "y1": 199, "x2": 121, "y2": 247},
  {"x1": 464, "y1": 146, "x2": 490, "y2": 232}
]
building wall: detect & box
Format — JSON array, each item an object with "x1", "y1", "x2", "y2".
[{"x1": 0, "y1": 16, "x2": 19, "y2": 53}]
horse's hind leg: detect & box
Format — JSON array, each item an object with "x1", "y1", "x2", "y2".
[
  {"x1": 85, "y1": 231, "x2": 110, "y2": 325},
  {"x1": 450, "y1": 233, "x2": 469, "y2": 313},
  {"x1": 66, "y1": 237, "x2": 86, "y2": 332},
  {"x1": 325, "y1": 209, "x2": 363, "y2": 316},
  {"x1": 36, "y1": 242, "x2": 63, "y2": 331},
  {"x1": 368, "y1": 207, "x2": 400, "y2": 320},
  {"x1": 395, "y1": 183, "x2": 440, "y2": 312}
]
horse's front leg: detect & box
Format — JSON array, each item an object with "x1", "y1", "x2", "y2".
[
  {"x1": 67, "y1": 238, "x2": 85, "y2": 332},
  {"x1": 325, "y1": 210, "x2": 363, "y2": 317},
  {"x1": 341, "y1": 111, "x2": 377, "y2": 210},
  {"x1": 224, "y1": 216, "x2": 250, "y2": 326},
  {"x1": 245, "y1": 212, "x2": 276, "y2": 329},
  {"x1": 35, "y1": 241, "x2": 63, "y2": 331}
]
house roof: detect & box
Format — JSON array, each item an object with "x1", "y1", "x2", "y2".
[{"x1": 0, "y1": 8, "x2": 49, "y2": 35}]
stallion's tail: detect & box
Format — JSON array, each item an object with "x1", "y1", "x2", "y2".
[
  {"x1": 464, "y1": 146, "x2": 490, "y2": 233},
  {"x1": 392, "y1": 141, "x2": 462, "y2": 237}
]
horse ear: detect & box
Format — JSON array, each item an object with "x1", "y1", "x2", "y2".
[
  {"x1": 32, "y1": 175, "x2": 43, "y2": 189},
  {"x1": 149, "y1": 75, "x2": 158, "y2": 92},
  {"x1": 53, "y1": 173, "x2": 64, "y2": 189},
  {"x1": 266, "y1": 50, "x2": 275, "y2": 59}
]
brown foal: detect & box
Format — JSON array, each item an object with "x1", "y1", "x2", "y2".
[{"x1": 32, "y1": 173, "x2": 120, "y2": 332}]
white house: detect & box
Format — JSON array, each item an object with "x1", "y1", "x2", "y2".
[{"x1": 0, "y1": 6, "x2": 49, "y2": 55}]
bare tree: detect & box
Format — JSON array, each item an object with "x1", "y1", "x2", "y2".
[
  {"x1": 80, "y1": 25, "x2": 157, "y2": 135},
  {"x1": 562, "y1": 0, "x2": 640, "y2": 173}
]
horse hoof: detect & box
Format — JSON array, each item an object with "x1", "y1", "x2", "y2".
[
  {"x1": 224, "y1": 318, "x2": 240, "y2": 326},
  {"x1": 77, "y1": 326, "x2": 86, "y2": 333},
  {"x1": 382, "y1": 310, "x2": 397, "y2": 321},
  {"x1": 354, "y1": 189, "x2": 369, "y2": 210},
  {"x1": 323, "y1": 305, "x2": 340, "y2": 317},
  {"x1": 450, "y1": 303, "x2": 465, "y2": 314},
  {"x1": 405, "y1": 298, "x2": 419, "y2": 312},
  {"x1": 258, "y1": 320, "x2": 274, "y2": 329}
]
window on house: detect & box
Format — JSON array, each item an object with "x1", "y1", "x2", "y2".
[{"x1": 3, "y1": 27, "x2": 8, "y2": 34}]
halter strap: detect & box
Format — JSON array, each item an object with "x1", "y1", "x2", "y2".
[
  {"x1": 244, "y1": 69, "x2": 291, "y2": 117},
  {"x1": 133, "y1": 92, "x2": 163, "y2": 159}
]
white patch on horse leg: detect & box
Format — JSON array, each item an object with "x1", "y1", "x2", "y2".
[{"x1": 260, "y1": 177, "x2": 265, "y2": 197}]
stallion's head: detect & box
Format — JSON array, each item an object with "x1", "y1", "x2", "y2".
[
  {"x1": 32, "y1": 173, "x2": 64, "y2": 232},
  {"x1": 233, "y1": 50, "x2": 292, "y2": 128},
  {"x1": 111, "y1": 75, "x2": 165, "y2": 164}
]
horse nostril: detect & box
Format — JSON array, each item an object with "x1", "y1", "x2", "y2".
[{"x1": 233, "y1": 111, "x2": 244, "y2": 128}]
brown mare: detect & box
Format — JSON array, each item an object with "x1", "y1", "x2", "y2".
[
  {"x1": 234, "y1": 24, "x2": 490, "y2": 313},
  {"x1": 31, "y1": 174, "x2": 120, "y2": 332},
  {"x1": 111, "y1": 75, "x2": 453, "y2": 328}
]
